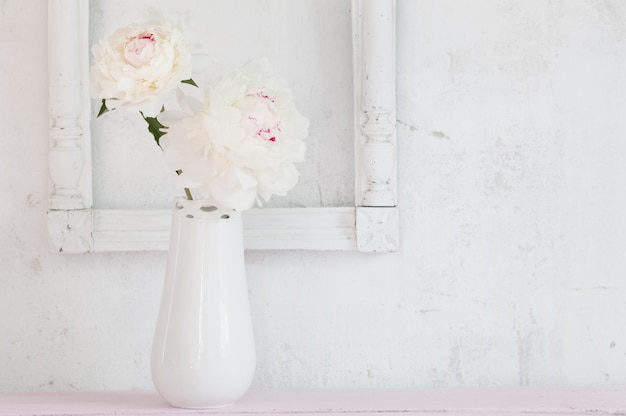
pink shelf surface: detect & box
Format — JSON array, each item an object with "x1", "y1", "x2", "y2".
[{"x1": 0, "y1": 388, "x2": 624, "y2": 415}]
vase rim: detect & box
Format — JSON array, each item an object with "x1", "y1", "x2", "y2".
[{"x1": 172, "y1": 197, "x2": 241, "y2": 221}]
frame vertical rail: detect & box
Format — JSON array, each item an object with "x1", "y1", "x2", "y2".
[
  {"x1": 353, "y1": 0, "x2": 399, "y2": 252},
  {"x1": 48, "y1": 0, "x2": 93, "y2": 253}
]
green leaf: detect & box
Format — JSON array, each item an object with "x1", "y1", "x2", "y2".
[
  {"x1": 97, "y1": 99, "x2": 109, "y2": 117},
  {"x1": 140, "y1": 111, "x2": 168, "y2": 148},
  {"x1": 181, "y1": 78, "x2": 199, "y2": 88}
]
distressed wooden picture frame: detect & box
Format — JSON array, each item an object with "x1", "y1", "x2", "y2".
[{"x1": 47, "y1": 0, "x2": 398, "y2": 253}]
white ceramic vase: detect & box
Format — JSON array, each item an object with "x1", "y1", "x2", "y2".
[{"x1": 151, "y1": 198, "x2": 256, "y2": 409}]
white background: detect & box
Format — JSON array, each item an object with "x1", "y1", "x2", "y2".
[{"x1": 0, "y1": 0, "x2": 625, "y2": 391}]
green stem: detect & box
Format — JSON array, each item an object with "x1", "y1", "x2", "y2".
[
  {"x1": 184, "y1": 187, "x2": 193, "y2": 201},
  {"x1": 138, "y1": 110, "x2": 190, "y2": 199},
  {"x1": 176, "y1": 170, "x2": 193, "y2": 200}
]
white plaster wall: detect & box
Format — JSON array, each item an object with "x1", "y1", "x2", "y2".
[{"x1": 1, "y1": 0, "x2": 625, "y2": 392}]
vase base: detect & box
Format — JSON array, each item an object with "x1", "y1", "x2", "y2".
[{"x1": 169, "y1": 402, "x2": 233, "y2": 410}]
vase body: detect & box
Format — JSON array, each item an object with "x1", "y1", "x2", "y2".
[{"x1": 151, "y1": 198, "x2": 255, "y2": 409}]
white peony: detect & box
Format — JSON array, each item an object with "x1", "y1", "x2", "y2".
[
  {"x1": 90, "y1": 22, "x2": 193, "y2": 116},
  {"x1": 158, "y1": 59, "x2": 308, "y2": 211}
]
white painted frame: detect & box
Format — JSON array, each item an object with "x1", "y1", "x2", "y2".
[{"x1": 47, "y1": 0, "x2": 398, "y2": 253}]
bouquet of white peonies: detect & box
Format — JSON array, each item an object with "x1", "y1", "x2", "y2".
[{"x1": 90, "y1": 20, "x2": 308, "y2": 210}]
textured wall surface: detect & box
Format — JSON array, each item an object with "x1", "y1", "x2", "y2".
[{"x1": 1, "y1": 0, "x2": 625, "y2": 392}]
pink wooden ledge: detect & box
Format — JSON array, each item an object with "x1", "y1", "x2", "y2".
[{"x1": 0, "y1": 388, "x2": 624, "y2": 416}]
